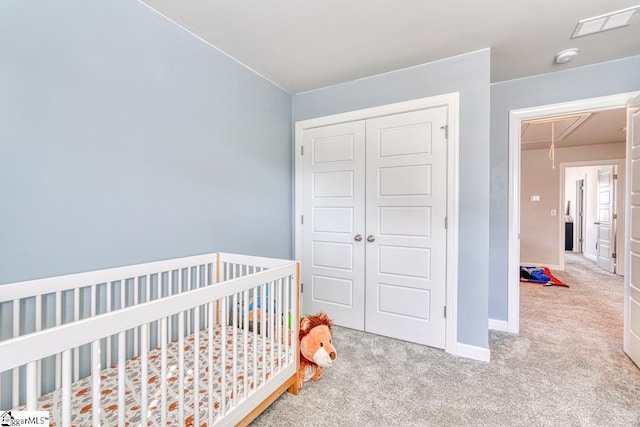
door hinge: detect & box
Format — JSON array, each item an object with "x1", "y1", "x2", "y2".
[
  {"x1": 301, "y1": 215, "x2": 304, "y2": 225},
  {"x1": 444, "y1": 306, "x2": 447, "y2": 318},
  {"x1": 613, "y1": 174, "x2": 617, "y2": 180},
  {"x1": 301, "y1": 145, "x2": 304, "y2": 156},
  {"x1": 612, "y1": 253, "x2": 617, "y2": 259},
  {"x1": 440, "y1": 125, "x2": 448, "y2": 140},
  {"x1": 613, "y1": 213, "x2": 617, "y2": 219},
  {"x1": 301, "y1": 283, "x2": 304, "y2": 293},
  {"x1": 444, "y1": 216, "x2": 448, "y2": 229}
]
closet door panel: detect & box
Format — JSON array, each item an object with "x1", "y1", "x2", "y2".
[
  {"x1": 364, "y1": 107, "x2": 448, "y2": 348},
  {"x1": 301, "y1": 121, "x2": 366, "y2": 330}
]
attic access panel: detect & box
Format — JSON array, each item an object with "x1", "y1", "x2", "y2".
[{"x1": 521, "y1": 113, "x2": 591, "y2": 150}]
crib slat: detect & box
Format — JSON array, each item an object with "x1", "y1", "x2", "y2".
[
  {"x1": 243, "y1": 289, "x2": 249, "y2": 399},
  {"x1": 232, "y1": 293, "x2": 238, "y2": 407},
  {"x1": 146, "y1": 275, "x2": 151, "y2": 303},
  {"x1": 187, "y1": 268, "x2": 192, "y2": 335},
  {"x1": 55, "y1": 291, "x2": 62, "y2": 389},
  {"x1": 90, "y1": 285, "x2": 96, "y2": 318},
  {"x1": 285, "y1": 276, "x2": 291, "y2": 365},
  {"x1": 178, "y1": 311, "x2": 185, "y2": 427},
  {"x1": 73, "y1": 288, "x2": 80, "y2": 382},
  {"x1": 156, "y1": 273, "x2": 163, "y2": 347},
  {"x1": 35, "y1": 295, "x2": 42, "y2": 396},
  {"x1": 261, "y1": 283, "x2": 267, "y2": 386},
  {"x1": 207, "y1": 302, "x2": 214, "y2": 427},
  {"x1": 160, "y1": 317, "x2": 168, "y2": 427},
  {"x1": 220, "y1": 297, "x2": 227, "y2": 417},
  {"x1": 169, "y1": 272, "x2": 175, "y2": 341},
  {"x1": 62, "y1": 349, "x2": 71, "y2": 427},
  {"x1": 91, "y1": 340, "x2": 101, "y2": 427},
  {"x1": 193, "y1": 265, "x2": 201, "y2": 427},
  {"x1": 252, "y1": 287, "x2": 258, "y2": 392},
  {"x1": 193, "y1": 305, "x2": 200, "y2": 427},
  {"x1": 277, "y1": 278, "x2": 283, "y2": 371},
  {"x1": 133, "y1": 278, "x2": 139, "y2": 357},
  {"x1": 12, "y1": 299, "x2": 19, "y2": 338},
  {"x1": 106, "y1": 283, "x2": 112, "y2": 369},
  {"x1": 35, "y1": 295, "x2": 42, "y2": 332},
  {"x1": 118, "y1": 331, "x2": 125, "y2": 427},
  {"x1": 140, "y1": 324, "x2": 148, "y2": 427},
  {"x1": 12, "y1": 299, "x2": 19, "y2": 408},
  {"x1": 269, "y1": 281, "x2": 275, "y2": 377}
]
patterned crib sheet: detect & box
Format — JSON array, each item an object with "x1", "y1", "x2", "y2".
[{"x1": 18, "y1": 325, "x2": 289, "y2": 427}]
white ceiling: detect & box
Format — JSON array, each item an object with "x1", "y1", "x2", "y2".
[{"x1": 139, "y1": 0, "x2": 640, "y2": 94}]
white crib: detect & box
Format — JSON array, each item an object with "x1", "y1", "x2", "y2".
[{"x1": 0, "y1": 252, "x2": 300, "y2": 426}]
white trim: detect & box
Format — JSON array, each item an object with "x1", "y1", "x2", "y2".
[
  {"x1": 583, "y1": 252, "x2": 598, "y2": 262},
  {"x1": 294, "y1": 93, "x2": 460, "y2": 355},
  {"x1": 520, "y1": 262, "x2": 560, "y2": 270},
  {"x1": 488, "y1": 318, "x2": 509, "y2": 332},
  {"x1": 454, "y1": 342, "x2": 490, "y2": 362},
  {"x1": 508, "y1": 91, "x2": 640, "y2": 335},
  {"x1": 295, "y1": 93, "x2": 460, "y2": 129},
  {"x1": 559, "y1": 159, "x2": 625, "y2": 273}
]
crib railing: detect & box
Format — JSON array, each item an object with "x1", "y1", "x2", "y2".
[
  {"x1": 0, "y1": 253, "x2": 218, "y2": 409},
  {"x1": 0, "y1": 252, "x2": 299, "y2": 426}
]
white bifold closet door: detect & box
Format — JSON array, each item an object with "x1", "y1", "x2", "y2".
[
  {"x1": 301, "y1": 106, "x2": 448, "y2": 348},
  {"x1": 301, "y1": 120, "x2": 366, "y2": 330}
]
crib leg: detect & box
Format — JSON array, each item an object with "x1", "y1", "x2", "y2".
[{"x1": 287, "y1": 374, "x2": 300, "y2": 395}]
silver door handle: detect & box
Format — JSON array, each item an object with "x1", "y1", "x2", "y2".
[
  {"x1": 354, "y1": 234, "x2": 363, "y2": 242},
  {"x1": 367, "y1": 235, "x2": 376, "y2": 242}
]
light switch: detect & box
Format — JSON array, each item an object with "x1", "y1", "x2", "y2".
[
  {"x1": 551, "y1": 209, "x2": 557, "y2": 216},
  {"x1": 531, "y1": 195, "x2": 541, "y2": 202}
]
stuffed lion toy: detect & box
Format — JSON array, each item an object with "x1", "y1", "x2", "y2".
[{"x1": 298, "y1": 312, "x2": 337, "y2": 388}]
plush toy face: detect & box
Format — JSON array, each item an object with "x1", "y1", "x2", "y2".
[{"x1": 300, "y1": 317, "x2": 336, "y2": 368}]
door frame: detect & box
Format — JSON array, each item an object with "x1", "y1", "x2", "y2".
[
  {"x1": 575, "y1": 177, "x2": 584, "y2": 254},
  {"x1": 294, "y1": 93, "x2": 460, "y2": 355},
  {"x1": 508, "y1": 91, "x2": 639, "y2": 333}
]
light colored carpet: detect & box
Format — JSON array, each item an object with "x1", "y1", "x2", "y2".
[{"x1": 252, "y1": 254, "x2": 640, "y2": 426}]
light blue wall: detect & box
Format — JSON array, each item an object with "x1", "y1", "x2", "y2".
[
  {"x1": 294, "y1": 50, "x2": 492, "y2": 349},
  {"x1": 0, "y1": 0, "x2": 292, "y2": 285},
  {"x1": 489, "y1": 55, "x2": 640, "y2": 321}
]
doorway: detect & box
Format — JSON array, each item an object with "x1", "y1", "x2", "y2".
[
  {"x1": 507, "y1": 92, "x2": 637, "y2": 334},
  {"x1": 562, "y1": 161, "x2": 625, "y2": 274}
]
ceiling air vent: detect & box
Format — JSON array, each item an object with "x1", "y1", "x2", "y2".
[{"x1": 572, "y1": 5, "x2": 639, "y2": 38}]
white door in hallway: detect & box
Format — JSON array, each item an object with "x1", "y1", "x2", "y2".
[
  {"x1": 364, "y1": 108, "x2": 448, "y2": 347},
  {"x1": 624, "y1": 96, "x2": 640, "y2": 368},
  {"x1": 301, "y1": 121, "x2": 366, "y2": 330},
  {"x1": 596, "y1": 166, "x2": 616, "y2": 273}
]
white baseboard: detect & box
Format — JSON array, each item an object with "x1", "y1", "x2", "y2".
[
  {"x1": 583, "y1": 253, "x2": 597, "y2": 262},
  {"x1": 521, "y1": 261, "x2": 560, "y2": 270},
  {"x1": 488, "y1": 318, "x2": 509, "y2": 332},
  {"x1": 454, "y1": 342, "x2": 490, "y2": 362}
]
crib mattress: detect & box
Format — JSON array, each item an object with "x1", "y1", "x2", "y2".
[{"x1": 19, "y1": 325, "x2": 287, "y2": 427}]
